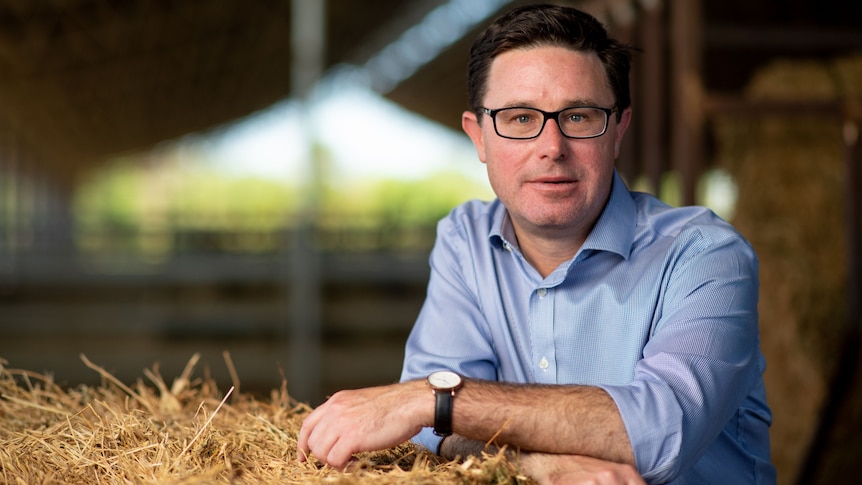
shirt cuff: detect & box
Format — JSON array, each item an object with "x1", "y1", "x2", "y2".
[{"x1": 412, "y1": 427, "x2": 445, "y2": 455}]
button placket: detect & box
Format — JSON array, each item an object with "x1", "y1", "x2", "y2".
[{"x1": 530, "y1": 286, "x2": 556, "y2": 381}]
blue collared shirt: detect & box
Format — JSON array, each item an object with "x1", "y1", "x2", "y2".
[{"x1": 400, "y1": 171, "x2": 775, "y2": 484}]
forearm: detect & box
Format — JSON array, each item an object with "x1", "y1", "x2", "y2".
[
  {"x1": 441, "y1": 435, "x2": 644, "y2": 485},
  {"x1": 452, "y1": 378, "x2": 635, "y2": 466}
]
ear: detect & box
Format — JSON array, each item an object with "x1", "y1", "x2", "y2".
[
  {"x1": 613, "y1": 107, "x2": 633, "y2": 159},
  {"x1": 462, "y1": 110, "x2": 488, "y2": 163}
]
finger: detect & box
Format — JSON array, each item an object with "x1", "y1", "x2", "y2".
[
  {"x1": 297, "y1": 404, "x2": 327, "y2": 461},
  {"x1": 326, "y1": 435, "x2": 357, "y2": 470},
  {"x1": 306, "y1": 418, "x2": 342, "y2": 468},
  {"x1": 297, "y1": 419, "x2": 313, "y2": 461}
]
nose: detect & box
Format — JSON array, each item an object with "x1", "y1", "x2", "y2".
[{"x1": 537, "y1": 117, "x2": 569, "y2": 160}]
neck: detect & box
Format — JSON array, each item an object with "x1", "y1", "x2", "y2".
[{"x1": 512, "y1": 224, "x2": 588, "y2": 279}]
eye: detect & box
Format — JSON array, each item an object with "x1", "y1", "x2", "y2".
[
  {"x1": 514, "y1": 114, "x2": 532, "y2": 124},
  {"x1": 565, "y1": 112, "x2": 588, "y2": 124},
  {"x1": 500, "y1": 109, "x2": 539, "y2": 125}
]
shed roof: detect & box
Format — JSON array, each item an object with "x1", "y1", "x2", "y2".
[{"x1": 0, "y1": 0, "x2": 859, "y2": 185}]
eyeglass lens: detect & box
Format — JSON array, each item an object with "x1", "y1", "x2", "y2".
[{"x1": 494, "y1": 107, "x2": 608, "y2": 139}]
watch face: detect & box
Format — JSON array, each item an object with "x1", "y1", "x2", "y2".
[{"x1": 428, "y1": 370, "x2": 462, "y2": 389}]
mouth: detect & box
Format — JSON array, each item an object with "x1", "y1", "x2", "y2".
[{"x1": 532, "y1": 176, "x2": 576, "y2": 185}]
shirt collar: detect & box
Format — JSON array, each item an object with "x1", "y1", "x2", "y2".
[
  {"x1": 489, "y1": 200, "x2": 516, "y2": 249},
  {"x1": 488, "y1": 170, "x2": 636, "y2": 260},
  {"x1": 581, "y1": 170, "x2": 636, "y2": 260}
]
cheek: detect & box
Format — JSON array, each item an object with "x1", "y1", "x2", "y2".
[
  {"x1": 484, "y1": 159, "x2": 507, "y2": 194},
  {"x1": 584, "y1": 141, "x2": 618, "y2": 171},
  {"x1": 484, "y1": 152, "x2": 522, "y2": 197},
  {"x1": 485, "y1": 146, "x2": 525, "y2": 181}
]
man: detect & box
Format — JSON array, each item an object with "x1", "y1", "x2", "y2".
[{"x1": 299, "y1": 4, "x2": 775, "y2": 484}]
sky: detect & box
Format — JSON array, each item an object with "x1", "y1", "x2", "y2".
[{"x1": 205, "y1": 78, "x2": 490, "y2": 190}]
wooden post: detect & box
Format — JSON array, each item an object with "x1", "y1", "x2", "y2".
[
  {"x1": 639, "y1": 0, "x2": 666, "y2": 195},
  {"x1": 0, "y1": 123, "x2": 14, "y2": 282},
  {"x1": 669, "y1": 0, "x2": 704, "y2": 205}
]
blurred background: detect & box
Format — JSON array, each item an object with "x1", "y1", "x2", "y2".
[{"x1": 0, "y1": 0, "x2": 859, "y2": 483}]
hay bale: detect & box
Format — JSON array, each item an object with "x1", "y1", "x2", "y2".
[
  {"x1": 0, "y1": 355, "x2": 531, "y2": 484},
  {"x1": 714, "y1": 54, "x2": 861, "y2": 484}
]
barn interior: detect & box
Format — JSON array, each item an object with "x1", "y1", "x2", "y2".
[{"x1": 0, "y1": 0, "x2": 860, "y2": 483}]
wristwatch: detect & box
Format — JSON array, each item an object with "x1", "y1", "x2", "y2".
[{"x1": 427, "y1": 370, "x2": 463, "y2": 437}]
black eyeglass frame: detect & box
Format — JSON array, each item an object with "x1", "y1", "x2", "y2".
[{"x1": 480, "y1": 105, "x2": 619, "y2": 140}]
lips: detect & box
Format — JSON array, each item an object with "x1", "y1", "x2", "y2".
[{"x1": 531, "y1": 176, "x2": 576, "y2": 184}]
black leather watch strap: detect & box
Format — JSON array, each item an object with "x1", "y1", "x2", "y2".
[{"x1": 433, "y1": 390, "x2": 454, "y2": 436}]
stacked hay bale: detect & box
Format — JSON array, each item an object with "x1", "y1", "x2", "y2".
[
  {"x1": 713, "y1": 55, "x2": 861, "y2": 484},
  {"x1": 0, "y1": 355, "x2": 529, "y2": 484}
]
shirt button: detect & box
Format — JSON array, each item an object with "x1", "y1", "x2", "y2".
[
  {"x1": 538, "y1": 357, "x2": 549, "y2": 369},
  {"x1": 537, "y1": 288, "x2": 548, "y2": 298}
]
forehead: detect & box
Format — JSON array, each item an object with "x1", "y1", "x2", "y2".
[{"x1": 484, "y1": 45, "x2": 613, "y2": 106}]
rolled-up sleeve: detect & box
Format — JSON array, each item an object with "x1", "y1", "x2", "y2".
[{"x1": 600, "y1": 229, "x2": 765, "y2": 483}]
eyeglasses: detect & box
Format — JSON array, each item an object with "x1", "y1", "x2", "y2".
[{"x1": 481, "y1": 105, "x2": 619, "y2": 140}]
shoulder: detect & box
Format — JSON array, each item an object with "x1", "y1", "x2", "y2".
[
  {"x1": 630, "y1": 192, "x2": 757, "y2": 265},
  {"x1": 437, "y1": 198, "x2": 503, "y2": 239},
  {"x1": 632, "y1": 192, "x2": 746, "y2": 242},
  {"x1": 429, "y1": 199, "x2": 505, "y2": 278}
]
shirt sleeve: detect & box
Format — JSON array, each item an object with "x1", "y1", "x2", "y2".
[
  {"x1": 399, "y1": 209, "x2": 500, "y2": 453},
  {"x1": 599, "y1": 226, "x2": 764, "y2": 483}
]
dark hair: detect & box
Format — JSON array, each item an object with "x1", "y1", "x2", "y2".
[{"x1": 467, "y1": 4, "x2": 634, "y2": 121}]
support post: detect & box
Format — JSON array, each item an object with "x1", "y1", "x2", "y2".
[
  {"x1": 669, "y1": 0, "x2": 704, "y2": 205},
  {"x1": 639, "y1": 0, "x2": 666, "y2": 195},
  {"x1": 287, "y1": 0, "x2": 326, "y2": 405}
]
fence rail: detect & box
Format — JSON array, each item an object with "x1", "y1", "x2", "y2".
[{"x1": 0, "y1": 227, "x2": 436, "y2": 404}]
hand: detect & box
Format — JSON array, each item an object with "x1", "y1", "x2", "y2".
[
  {"x1": 297, "y1": 380, "x2": 431, "y2": 469},
  {"x1": 520, "y1": 453, "x2": 646, "y2": 485}
]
